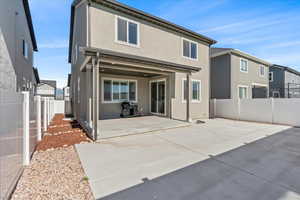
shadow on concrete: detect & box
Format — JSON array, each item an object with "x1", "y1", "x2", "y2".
[{"x1": 98, "y1": 127, "x2": 300, "y2": 200}]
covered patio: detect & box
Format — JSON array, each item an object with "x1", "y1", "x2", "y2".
[
  {"x1": 78, "y1": 47, "x2": 200, "y2": 140},
  {"x1": 99, "y1": 116, "x2": 190, "y2": 139}
]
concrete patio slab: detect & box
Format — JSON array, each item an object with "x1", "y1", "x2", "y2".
[
  {"x1": 76, "y1": 118, "x2": 300, "y2": 200},
  {"x1": 98, "y1": 116, "x2": 190, "y2": 139}
]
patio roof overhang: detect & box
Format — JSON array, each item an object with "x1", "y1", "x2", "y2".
[{"x1": 79, "y1": 47, "x2": 201, "y2": 75}]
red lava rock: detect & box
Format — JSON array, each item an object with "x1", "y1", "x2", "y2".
[{"x1": 36, "y1": 114, "x2": 92, "y2": 151}]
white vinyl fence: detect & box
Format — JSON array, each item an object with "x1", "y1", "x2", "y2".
[
  {"x1": 211, "y1": 98, "x2": 300, "y2": 127},
  {"x1": 0, "y1": 91, "x2": 64, "y2": 200}
]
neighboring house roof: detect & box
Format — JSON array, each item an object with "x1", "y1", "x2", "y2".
[
  {"x1": 210, "y1": 48, "x2": 272, "y2": 66},
  {"x1": 22, "y1": 0, "x2": 38, "y2": 51},
  {"x1": 272, "y1": 64, "x2": 300, "y2": 76},
  {"x1": 68, "y1": 0, "x2": 217, "y2": 63},
  {"x1": 82, "y1": 47, "x2": 201, "y2": 73},
  {"x1": 40, "y1": 80, "x2": 57, "y2": 88},
  {"x1": 33, "y1": 67, "x2": 40, "y2": 84},
  {"x1": 67, "y1": 74, "x2": 71, "y2": 87}
]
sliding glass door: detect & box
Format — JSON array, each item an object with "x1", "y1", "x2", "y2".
[{"x1": 150, "y1": 80, "x2": 166, "y2": 115}]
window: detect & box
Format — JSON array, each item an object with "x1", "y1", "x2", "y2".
[
  {"x1": 238, "y1": 86, "x2": 248, "y2": 99},
  {"x1": 103, "y1": 78, "x2": 137, "y2": 103},
  {"x1": 192, "y1": 80, "x2": 201, "y2": 102},
  {"x1": 183, "y1": 39, "x2": 198, "y2": 60},
  {"x1": 116, "y1": 16, "x2": 139, "y2": 46},
  {"x1": 240, "y1": 59, "x2": 248, "y2": 72},
  {"x1": 269, "y1": 72, "x2": 274, "y2": 82},
  {"x1": 74, "y1": 44, "x2": 78, "y2": 64},
  {"x1": 22, "y1": 40, "x2": 28, "y2": 59},
  {"x1": 182, "y1": 79, "x2": 201, "y2": 102},
  {"x1": 259, "y1": 66, "x2": 265, "y2": 77}
]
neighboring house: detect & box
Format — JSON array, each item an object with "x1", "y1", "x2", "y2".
[
  {"x1": 0, "y1": 0, "x2": 38, "y2": 92},
  {"x1": 269, "y1": 64, "x2": 300, "y2": 98},
  {"x1": 69, "y1": 0, "x2": 216, "y2": 139},
  {"x1": 210, "y1": 48, "x2": 272, "y2": 100},
  {"x1": 64, "y1": 75, "x2": 71, "y2": 101},
  {"x1": 36, "y1": 80, "x2": 57, "y2": 99}
]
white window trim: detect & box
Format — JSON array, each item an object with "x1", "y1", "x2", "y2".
[
  {"x1": 237, "y1": 85, "x2": 249, "y2": 99},
  {"x1": 240, "y1": 58, "x2": 248, "y2": 73},
  {"x1": 182, "y1": 38, "x2": 198, "y2": 61},
  {"x1": 149, "y1": 78, "x2": 167, "y2": 116},
  {"x1": 115, "y1": 15, "x2": 140, "y2": 48},
  {"x1": 101, "y1": 77, "x2": 138, "y2": 104},
  {"x1": 259, "y1": 66, "x2": 266, "y2": 77},
  {"x1": 269, "y1": 72, "x2": 274, "y2": 82},
  {"x1": 77, "y1": 77, "x2": 80, "y2": 103},
  {"x1": 192, "y1": 79, "x2": 201, "y2": 103},
  {"x1": 182, "y1": 79, "x2": 202, "y2": 103}
]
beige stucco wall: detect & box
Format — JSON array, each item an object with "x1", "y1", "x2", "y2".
[
  {"x1": 87, "y1": 3, "x2": 211, "y2": 120},
  {"x1": 231, "y1": 54, "x2": 269, "y2": 99},
  {"x1": 0, "y1": 0, "x2": 35, "y2": 91}
]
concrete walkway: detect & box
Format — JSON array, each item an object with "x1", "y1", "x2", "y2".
[{"x1": 76, "y1": 119, "x2": 300, "y2": 200}]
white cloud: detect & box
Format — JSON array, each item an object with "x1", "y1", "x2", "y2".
[
  {"x1": 263, "y1": 53, "x2": 300, "y2": 67},
  {"x1": 265, "y1": 41, "x2": 300, "y2": 49}
]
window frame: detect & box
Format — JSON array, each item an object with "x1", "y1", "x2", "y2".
[
  {"x1": 237, "y1": 85, "x2": 249, "y2": 99},
  {"x1": 182, "y1": 79, "x2": 202, "y2": 103},
  {"x1": 191, "y1": 80, "x2": 201, "y2": 103},
  {"x1": 259, "y1": 65, "x2": 266, "y2": 77},
  {"x1": 115, "y1": 15, "x2": 140, "y2": 48},
  {"x1": 240, "y1": 58, "x2": 249, "y2": 73},
  {"x1": 102, "y1": 77, "x2": 138, "y2": 104},
  {"x1": 182, "y1": 38, "x2": 198, "y2": 61},
  {"x1": 269, "y1": 72, "x2": 274, "y2": 82}
]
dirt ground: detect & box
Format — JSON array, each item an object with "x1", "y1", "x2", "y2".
[{"x1": 11, "y1": 114, "x2": 95, "y2": 200}]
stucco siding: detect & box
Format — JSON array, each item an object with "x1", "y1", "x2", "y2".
[
  {"x1": 0, "y1": 0, "x2": 34, "y2": 91},
  {"x1": 89, "y1": 4, "x2": 206, "y2": 70},
  {"x1": 231, "y1": 54, "x2": 269, "y2": 99},
  {"x1": 210, "y1": 54, "x2": 231, "y2": 99}
]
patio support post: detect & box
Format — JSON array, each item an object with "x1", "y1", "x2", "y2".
[
  {"x1": 86, "y1": 66, "x2": 92, "y2": 127},
  {"x1": 186, "y1": 73, "x2": 192, "y2": 123},
  {"x1": 92, "y1": 58, "x2": 100, "y2": 140}
]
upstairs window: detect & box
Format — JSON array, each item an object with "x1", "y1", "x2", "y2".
[
  {"x1": 22, "y1": 40, "x2": 28, "y2": 59},
  {"x1": 240, "y1": 59, "x2": 248, "y2": 73},
  {"x1": 183, "y1": 39, "x2": 198, "y2": 60},
  {"x1": 269, "y1": 72, "x2": 274, "y2": 82},
  {"x1": 116, "y1": 16, "x2": 139, "y2": 46},
  {"x1": 259, "y1": 66, "x2": 265, "y2": 77}
]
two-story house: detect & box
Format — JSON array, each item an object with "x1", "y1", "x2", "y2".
[
  {"x1": 69, "y1": 0, "x2": 216, "y2": 140},
  {"x1": 36, "y1": 80, "x2": 57, "y2": 99},
  {"x1": 210, "y1": 48, "x2": 272, "y2": 100},
  {"x1": 269, "y1": 64, "x2": 300, "y2": 98},
  {"x1": 0, "y1": 0, "x2": 38, "y2": 92}
]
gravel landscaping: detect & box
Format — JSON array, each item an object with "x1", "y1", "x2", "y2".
[{"x1": 11, "y1": 114, "x2": 95, "y2": 200}]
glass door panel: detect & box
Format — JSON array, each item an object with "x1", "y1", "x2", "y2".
[{"x1": 151, "y1": 82, "x2": 157, "y2": 113}]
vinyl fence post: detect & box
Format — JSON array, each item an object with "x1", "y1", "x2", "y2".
[
  {"x1": 237, "y1": 98, "x2": 241, "y2": 120},
  {"x1": 47, "y1": 98, "x2": 50, "y2": 125},
  {"x1": 271, "y1": 98, "x2": 274, "y2": 124},
  {"x1": 37, "y1": 96, "x2": 42, "y2": 141},
  {"x1": 214, "y1": 98, "x2": 217, "y2": 118},
  {"x1": 22, "y1": 91, "x2": 30, "y2": 166},
  {"x1": 43, "y1": 97, "x2": 47, "y2": 131}
]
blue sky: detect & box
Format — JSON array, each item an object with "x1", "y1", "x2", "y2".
[{"x1": 29, "y1": 0, "x2": 300, "y2": 88}]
